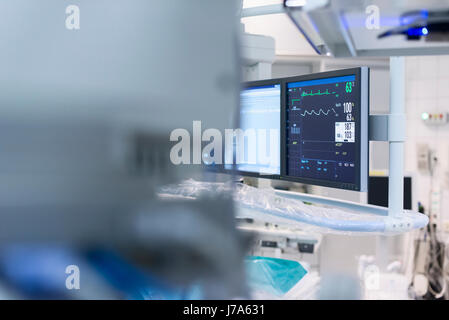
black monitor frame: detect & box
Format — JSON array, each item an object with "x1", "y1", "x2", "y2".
[
  {"x1": 215, "y1": 67, "x2": 369, "y2": 191},
  {"x1": 279, "y1": 67, "x2": 369, "y2": 192}
]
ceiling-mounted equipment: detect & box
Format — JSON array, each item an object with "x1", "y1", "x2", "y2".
[
  {"x1": 282, "y1": 0, "x2": 449, "y2": 57},
  {"x1": 378, "y1": 10, "x2": 449, "y2": 41}
]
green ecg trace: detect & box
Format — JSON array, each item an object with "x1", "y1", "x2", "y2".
[
  {"x1": 301, "y1": 89, "x2": 336, "y2": 97},
  {"x1": 291, "y1": 89, "x2": 337, "y2": 103}
]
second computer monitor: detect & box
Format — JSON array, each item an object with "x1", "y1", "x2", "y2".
[
  {"x1": 283, "y1": 68, "x2": 369, "y2": 191},
  {"x1": 237, "y1": 81, "x2": 281, "y2": 176}
]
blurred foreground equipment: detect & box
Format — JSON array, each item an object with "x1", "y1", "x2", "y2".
[{"x1": 0, "y1": 0, "x2": 247, "y2": 299}]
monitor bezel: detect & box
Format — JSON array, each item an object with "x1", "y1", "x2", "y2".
[{"x1": 279, "y1": 67, "x2": 369, "y2": 192}]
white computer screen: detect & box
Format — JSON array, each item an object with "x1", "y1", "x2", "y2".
[{"x1": 236, "y1": 83, "x2": 281, "y2": 175}]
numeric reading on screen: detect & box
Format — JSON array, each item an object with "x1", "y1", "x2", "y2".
[{"x1": 286, "y1": 75, "x2": 358, "y2": 187}]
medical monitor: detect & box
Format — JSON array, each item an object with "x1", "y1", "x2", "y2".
[
  {"x1": 282, "y1": 68, "x2": 369, "y2": 191},
  {"x1": 229, "y1": 80, "x2": 281, "y2": 177}
]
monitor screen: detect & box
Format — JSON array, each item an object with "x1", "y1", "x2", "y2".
[
  {"x1": 283, "y1": 68, "x2": 369, "y2": 191},
  {"x1": 234, "y1": 82, "x2": 281, "y2": 176}
]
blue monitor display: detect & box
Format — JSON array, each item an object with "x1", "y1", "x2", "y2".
[
  {"x1": 284, "y1": 68, "x2": 369, "y2": 191},
  {"x1": 237, "y1": 83, "x2": 281, "y2": 175}
]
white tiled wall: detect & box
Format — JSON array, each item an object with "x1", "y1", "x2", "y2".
[{"x1": 405, "y1": 55, "x2": 449, "y2": 223}]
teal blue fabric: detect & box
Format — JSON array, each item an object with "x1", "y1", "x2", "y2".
[{"x1": 245, "y1": 256, "x2": 308, "y2": 296}]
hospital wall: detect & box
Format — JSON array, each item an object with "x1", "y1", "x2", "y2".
[{"x1": 405, "y1": 55, "x2": 449, "y2": 229}]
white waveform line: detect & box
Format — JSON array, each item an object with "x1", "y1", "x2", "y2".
[{"x1": 299, "y1": 108, "x2": 337, "y2": 117}]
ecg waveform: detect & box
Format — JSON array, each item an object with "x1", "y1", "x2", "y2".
[
  {"x1": 297, "y1": 108, "x2": 338, "y2": 117},
  {"x1": 291, "y1": 89, "x2": 339, "y2": 103},
  {"x1": 301, "y1": 89, "x2": 337, "y2": 97}
]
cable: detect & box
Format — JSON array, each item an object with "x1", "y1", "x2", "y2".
[{"x1": 409, "y1": 159, "x2": 448, "y2": 300}]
